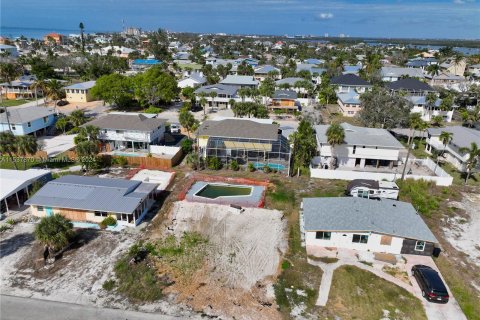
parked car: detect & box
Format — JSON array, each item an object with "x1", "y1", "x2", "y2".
[
  {"x1": 411, "y1": 265, "x2": 449, "y2": 303},
  {"x1": 170, "y1": 123, "x2": 181, "y2": 134},
  {"x1": 57, "y1": 100, "x2": 69, "y2": 106}
]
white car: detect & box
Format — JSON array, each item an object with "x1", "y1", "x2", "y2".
[{"x1": 170, "y1": 123, "x2": 181, "y2": 134}]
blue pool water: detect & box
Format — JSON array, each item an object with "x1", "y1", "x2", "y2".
[
  {"x1": 253, "y1": 162, "x2": 286, "y2": 171},
  {"x1": 72, "y1": 222, "x2": 100, "y2": 229},
  {"x1": 113, "y1": 151, "x2": 142, "y2": 157}
]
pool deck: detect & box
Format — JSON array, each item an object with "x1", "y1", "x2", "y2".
[{"x1": 185, "y1": 181, "x2": 265, "y2": 207}]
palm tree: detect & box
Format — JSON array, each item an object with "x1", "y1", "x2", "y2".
[
  {"x1": 426, "y1": 64, "x2": 440, "y2": 77},
  {"x1": 459, "y1": 142, "x2": 480, "y2": 185},
  {"x1": 45, "y1": 79, "x2": 65, "y2": 110},
  {"x1": 199, "y1": 96, "x2": 207, "y2": 116},
  {"x1": 430, "y1": 115, "x2": 444, "y2": 127},
  {"x1": 17, "y1": 135, "x2": 39, "y2": 169},
  {"x1": 32, "y1": 79, "x2": 47, "y2": 107},
  {"x1": 208, "y1": 91, "x2": 217, "y2": 111},
  {"x1": 401, "y1": 117, "x2": 427, "y2": 180},
  {"x1": 433, "y1": 131, "x2": 453, "y2": 172},
  {"x1": 74, "y1": 125, "x2": 99, "y2": 144},
  {"x1": 425, "y1": 92, "x2": 437, "y2": 120},
  {"x1": 0, "y1": 131, "x2": 19, "y2": 169},
  {"x1": 34, "y1": 214, "x2": 75, "y2": 260},
  {"x1": 407, "y1": 113, "x2": 422, "y2": 145},
  {"x1": 69, "y1": 109, "x2": 87, "y2": 128},
  {"x1": 326, "y1": 123, "x2": 345, "y2": 170},
  {"x1": 55, "y1": 117, "x2": 69, "y2": 134},
  {"x1": 79, "y1": 22, "x2": 85, "y2": 53},
  {"x1": 228, "y1": 98, "x2": 235, "y2": 110},
  {"x1": 0, "y1": 62, "x2": 23, "y2": 130},
  {"x1": 238, "y1": 87, "x2": 250, "y2": 103}
]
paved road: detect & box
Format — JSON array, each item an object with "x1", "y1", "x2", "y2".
[{"x1": 0, "y1": 295, "x2": 184, "y2": 320}]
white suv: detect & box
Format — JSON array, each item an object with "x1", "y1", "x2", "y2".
[{"x1": 170, "y1": 123, "x2": 181, "y2": 134}]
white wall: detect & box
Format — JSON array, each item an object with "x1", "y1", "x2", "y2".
[
  {"x1": 149, "y1": 145, "x2": 181, "y2": 156},
  {"x1": 305, "y1": 231, "x2": 404, "y2": 254},
  {"x1": 99, "y1": 126, "x2": 164, "y2": 143},
  {"x1": 319, "y1": 144, "x2": 400, "y2": 161}
]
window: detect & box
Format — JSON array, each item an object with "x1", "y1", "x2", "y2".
[
  {"x1": 315, "y1": 231, "x2": 331, "y2": 240},
  {"x1": 27, "y1": 122, "x2": 31, "y2": 127},
  {"x1": 353, "y1": 145, "x2": 356, "y2": 154},
  {"x1": 352, "y1": 234, "x2": 369, "y2": 243},
  {"x1": 11, "y1": 124, "x2": 16, "y2": 130},
  {"x1": 415, "y1": 240, "x2": 425, "y2": 251},
  {"x1": 94, "y1": 211, "x2": 108, "y2": 217},
  {"x1": 43, "y1": 116, "x2": 48, "y2": 123},
  {"x1": 37, "y1": 206, "x2": 44, "y2": 212},
  {"x1": 380, "y1": 235, "x2": 392, "y2": 245}
]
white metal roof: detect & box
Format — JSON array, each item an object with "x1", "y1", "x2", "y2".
[{"x1": 0, "y1": 169, "x2": 51, "y2": 201}]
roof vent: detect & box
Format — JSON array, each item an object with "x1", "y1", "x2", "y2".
[{"x1": 393, "y1": 204, "x2": 397, "y2": 207}]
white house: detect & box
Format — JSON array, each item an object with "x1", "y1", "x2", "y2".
[
  {"x1": 425, "y1": 126, "x2": 480, "y2": 172},
  {"x1": 84, "y1": 113, "x2": 166, "y2": 153},
  {"x1": 408, "y1": 95, "x2": 453, "y2": 122},
  {"x1": 330, "y1": 74, "x2": 372, "y2": 93},
  {"x1": 194, "y1": 84, "x2": 244, "y2": 109},
  {"x1": 301, "y1": 197, "x2": 438, "y2": 256},
  {"x1": 0, "y1": 44, "x2": 18, "y2": 57},
  {"x1": 178, "y1": 72, "x2": 206, "y2": 89},
  {"x1": 254, "y1": 65, "x2": 280, "y2": 81},
  {"x1": 312, "y1": 123, "x2": 404, "y2": 170},
  {"x1": 337, "y1": 91, "x2": 361, "y2": 117},
  {"x1": 380, "y1": 67, "x2": 425, "y2": 82},
  {"x1": 220, "y1": 75, "x2": 259, "y2": 89}
]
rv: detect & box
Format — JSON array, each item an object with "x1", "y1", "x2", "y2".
[{"x1": 346, "y1": 179, "x2": 399, "y2": 200}]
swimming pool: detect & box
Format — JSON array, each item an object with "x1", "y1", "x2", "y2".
[
  {"x1": 72, "y1": 222, "x2": 100, "y2": 229},
  {"x1": 195, "y1": 184, "x2": 253, "y2": 199},
  {"x1": 253, "y1": 162, "x2": 286, "y2": 171}
]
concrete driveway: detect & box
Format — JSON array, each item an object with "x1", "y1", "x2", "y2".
[{"x1": 404, "y1": 254, "x2": 467, "y2": 320}]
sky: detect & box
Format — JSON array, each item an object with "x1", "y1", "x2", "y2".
[{"x1": 1, "y1": 0, "x2": 479, "y2": 39}]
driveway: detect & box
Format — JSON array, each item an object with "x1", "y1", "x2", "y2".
[{"x1": 404, "y1": 254, "x2": 467, "y2": 320}]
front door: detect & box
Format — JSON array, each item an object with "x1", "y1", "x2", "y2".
[{"x1": 45, "y1": 207, "x2": 53, "y2": 217}]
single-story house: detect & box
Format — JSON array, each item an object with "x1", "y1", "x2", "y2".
[
  {"x1": 26, "y1": 175, "x2": 158, "y2": 227},
  {"x1": 301, "y1": 197, "x2": 438, "y2": 256},
  {"x1": 0, "y1": 106, "x2": 57, "y2": 136},
  {"x1": 426, "y1": 126, "x2": 480, "y2": 172},
  {"x1": 83, "y1": 113, "x2": 166, "y2": 153},
  {"x1": 196, "y1": 119, "x2": 291, "y2": 173},
  {"x1": 178, "y1": 72, "x2": 206, "y2": 89},
  {"x1": 1, "y1": 169, "x2": 52, "y2": 213},
  {"x1": 330, "y1": 74, "x2": 372, "y2": 94},
  {"x1": 64, "y1": 81, "x2": 96, "y2": 103}
]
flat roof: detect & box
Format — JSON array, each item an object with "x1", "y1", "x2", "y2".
[{"x1": 197, "y1": 119, "x2": 279, "y2": 141}]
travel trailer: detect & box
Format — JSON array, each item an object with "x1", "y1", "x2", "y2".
[{"x1": 346, "y1": 179, "x2": 399, "y2": 200}]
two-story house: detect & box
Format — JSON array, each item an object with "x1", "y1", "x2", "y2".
[
  {"x1": 408, "y1": 95, "x2": 454, "y2": 122},
  {"x1": 254, "y1": 65, "x2": 281, "y2": 82},
  {"x1": 268, "y1": 90, "x2": 300, "y2": 113},
  {"x1": 387, "y1": 78, "x2": 435, "y2": 96},
  {"x1": 312, "y1": 123, "x2": 404, "y2": 170},
  {"x1": 194, "y1": 84, "x2": 241, "y2": 109},
  {"x1": 330, "y1": 74, "x2": 372, "y2": 94},
  {"x1": 83, "y1": 113, "x2": 166, "y2": 153},
  {"x1": 380, "y1": 67, "x2": 425, "y2": 82},
  {"x1": 426, "y1": 126, "x2": 480, "y2": 172},
  {"x1": 219, "y1": 75, "x2": 259, "y2": 89},
  {"x1": 0, "y1": 106, "x2": 56, "y2": 136},
  {"x1": 64, "y1": 81, "x2": 96, "y2": 103},
  {"x1": 337, "y1": 91, "x2": 361, "y2": 117}
]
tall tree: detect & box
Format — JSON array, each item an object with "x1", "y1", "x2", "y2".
[
  {"x1": 208, "y1": 91, "x2": 218, "y2": 110},
  {"x1": 90, "y1": 73, "x2": 133, "y2": 108},
  {"x1": 69, "y1": 109, "x2": 88, "y2": 128},
  {"x1": 179, "y1": 108, "x2": 199, "y2": 138},
  {"x1": 459, "y1": 142, "x2": 480, "y2": 185},
  {"x1": 401, "y1": 117, "x2": 427, "y2": 180},
  {"x1": 45, "y1": 79, "x2": 65, "y2": 110},
  {"x1": 17, "y1": 135, "x2": 39, "y2": 169},
  {"x1": 0, "y1": 131, "x2": 18, "y2": 169},
  {"x1": 79, "y1": 22, "x2": 85, "y2": 53},
  {"x1": 326, "y1": 123, "x2": 345, "y2": 170},
  {"x1": 133, "y1": 66, "x2": 179, "y2": 107},
  {"x1": 434, "y1": 131, "x2": 453, "y2": 172},
  {"x1": 290, "y1": 120, "x2": 317, "y2": 176}
]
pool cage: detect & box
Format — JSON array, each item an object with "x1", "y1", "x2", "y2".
[{"x1": 200, "y1": 135, "x2": 291, "y2": 174}]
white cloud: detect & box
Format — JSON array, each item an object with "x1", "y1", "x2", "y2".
[
  {"x1": 317, "y1": 12, "x2": 334, "y2": 19},
  {"x1": 453, "y1": 0, "x2": 475, "y2": 4}
]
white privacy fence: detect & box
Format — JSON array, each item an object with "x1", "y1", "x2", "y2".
[{"x1": 310, "y1": 158, "x2": 453, "y2": 186}]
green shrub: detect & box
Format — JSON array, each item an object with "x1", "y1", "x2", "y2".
[
  {"x1": 207, "y1": 157, "x2": 222, "y2": 170},
  {"x1": 144, "y1": 106, "x2": 162, "y2": 114},
  {"x1": 6, "y1": 218, "x2": 16, "y2": 225},
  {"x1": 397, "y1": 179, "x2": 440, "y2": 217},
  {"x1": 181, "y1": 139, "x2": 193, "y2": 153},
  {"x1": 248, "y1": 163, "x2": 255, "y2": 172},
  {"x1": 100, "y1": 216, "x2": 117, "y2": 228},
  {"x1": 263, "y1": 165, "x2": 272, "y2": 173},
  {"x1": 102, "y1": 279, "x2": 116, "y2": 291},
  {"x1": 114, "y1": 156, "x2": 129, "y2": 167},
  {"x1": 0, "y1": 225, "x2": 12, "y2": 233},
  {"x1": 230, "y1": 159, "x2": 239, "y2": 171}
]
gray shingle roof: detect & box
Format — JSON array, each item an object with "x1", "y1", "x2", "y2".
[
  {"x1": 275, "y1": 77, "x2": 305, "y2": 86},
  {"x1": 25, "y1": 175, "x2": 157, "y2": 214},
  {"x1": 0, "y1": 106, "x2": 55, "y2": 124},
  {"x1": 84, "y1": 114, "x2": 166, "y2": 132},
  {"x1": 220, "y1": 75, "x2": 259, "y2": 86},
  {"x1": 197, "y1": 119, "x2": 279, "y2": 140},
  {"x1": 427, "y1": 126, "x2": 480, "y2": 149},
  {"x1": 330, "y1": 74, "x2": 371, "y2": 86},
  {"x1": 273, "y1": 90, "x2": 297, "y2": 100},
  {"x1": 387, "y1": 78, "x2": 434, "y2": 92},
  {"x1": 194, "y1": 84, "x2": 239, "y2": 96},
  {"x1": 64, "y1": 81, "x2": 96, "y2": 90},
  {"x1": 302, "y1": 197, "x2": 438, "y2": 243},
  {"x1": 315, "y1": 123, "x2": 404, "y2": 149},
  {"x1": 381, "y1": 67, "x2": 425, "y2": 79}
]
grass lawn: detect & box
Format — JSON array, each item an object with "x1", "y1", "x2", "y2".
[
  {"x1": 326, "y1": 265, "x2": 427, "y2": 320},
  {"x1": 439, "y1": 162, "x2": 480, "y2": 187},
  {"x1": 1, "y1": 99, "x2": 34, "y2": 107}
]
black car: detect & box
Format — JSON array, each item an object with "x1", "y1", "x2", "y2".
[{"x1": 411, "y1": 265, "x2": 449, "y2": 303}]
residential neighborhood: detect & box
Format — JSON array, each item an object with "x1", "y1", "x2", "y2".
[{"x1": 1, "y1": 7, "x2": 479, "y2": 320}]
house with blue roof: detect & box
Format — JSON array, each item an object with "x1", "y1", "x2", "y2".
[
  {"x1": 64, "y1": 81, "x2": 96, "y2": 103},
  {"x1": 337, "y1": 91, "x2": 361, "y2": 117},
  {"x1": 254, "y1": 65, "x2": 281, "y2": 81},
  {"x1": 26, "y1": 175, "x2": 158, "y2": 227},
  {"x1": 408, "y1": 95, "x2": 453, "y2": 122},
  {"x1": 131, "y1": 59, "x2": 162, "y2": 70}
]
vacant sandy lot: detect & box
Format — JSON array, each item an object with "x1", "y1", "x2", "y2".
[
  {"x1": 445, "y1": 192, "x2": 480, "y2": 266},
  {"x1": 166, "y1": 201, "x2": 288, "y2": 319}
]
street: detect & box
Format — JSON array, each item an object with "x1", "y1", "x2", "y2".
[{"x1": 0, "y1": 295, "x2": 185, "y2": 320}]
